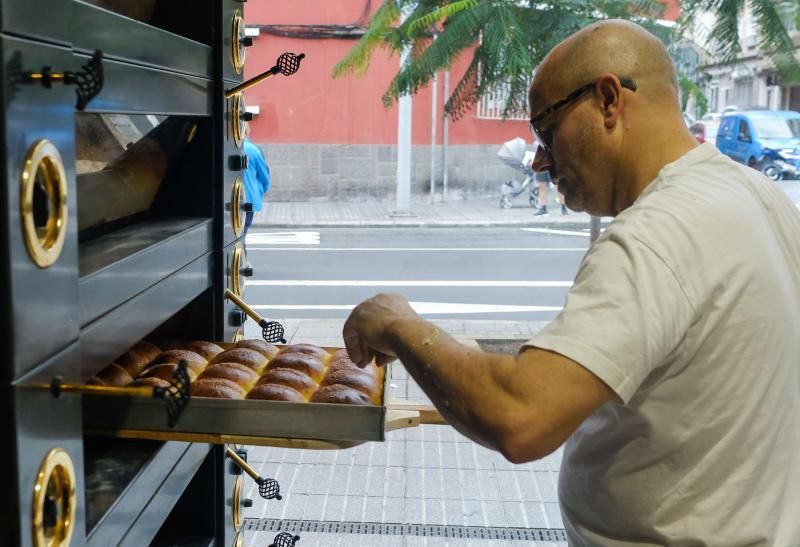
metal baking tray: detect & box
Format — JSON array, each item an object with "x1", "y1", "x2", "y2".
[{"x1": 82, "y1": 346, "x2": 446, "y2": 449}]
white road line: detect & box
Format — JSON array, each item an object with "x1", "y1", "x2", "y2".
[
  {"x1": 251, "y1": 302, "x2": 563, "y2": 314},
  {"x1": 246, "y1": 231, "x2": 320, "y2": 245},
  {"x1": 246, "y1": 247, "x2": 586, "y2": 252},
  {"x1": 521, "y1": 227, "x2": 593, "y2": 237},
  {"x1": 246, "y1": 280, "x2": 572, "y2": 287}
]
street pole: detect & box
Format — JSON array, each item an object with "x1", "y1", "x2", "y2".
[
  {"x1": 442, "y1": 68, "x2": 450, "y2": 202},
  {"x1": 590, "y1": 216, "x2": 601, "y2": 243},
  {"x1": 430, "y1": 71, "x2": 438, "y2": 204},
  {"x1": 392, "y1": 5, "x2": 414, "y2": 217}
]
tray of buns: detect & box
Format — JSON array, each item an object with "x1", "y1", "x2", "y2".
[{"x1": 82, "y1": 338, "x2": 438, "y2": 448}]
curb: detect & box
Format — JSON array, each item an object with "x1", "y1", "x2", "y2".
[{"x1": 252, "y1": 220, "x2": 602, "y2": 229}]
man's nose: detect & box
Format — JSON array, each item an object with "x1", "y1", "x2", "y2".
[{"x1": 532, "y1": 145, "x2": 552, "y2": 172}]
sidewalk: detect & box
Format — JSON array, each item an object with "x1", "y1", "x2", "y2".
[{"x1": 253, "y1": 197, "x2": 602, "y2": 229}]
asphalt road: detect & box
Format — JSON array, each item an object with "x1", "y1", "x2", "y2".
[{"x1": 242, "y1": 227, "x2": 590, "y2": 322}]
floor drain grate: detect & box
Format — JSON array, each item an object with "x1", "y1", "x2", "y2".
[{"x1": 244, "y1": 519, "x2": 567, "y2": 541}]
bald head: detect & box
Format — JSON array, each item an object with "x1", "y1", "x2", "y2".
[{"x1": 530, "y1": 19, "x2": 679, "y2": 115}]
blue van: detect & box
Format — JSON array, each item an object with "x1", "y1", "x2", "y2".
[{"x1": 715, "y1": 110, "x2": 800, "y2": 175}]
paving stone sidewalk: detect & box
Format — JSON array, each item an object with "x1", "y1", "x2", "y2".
[
  {"x1": 240, "y1": 319, "x2": 567, "y2": 547},
  {"x1": 253, "y1": 197, "x2": 600, "y2": 229}
]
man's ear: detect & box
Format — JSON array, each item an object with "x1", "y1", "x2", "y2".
[{"x1": 596, "y1": 75, "x2": 623, "y2": 129}]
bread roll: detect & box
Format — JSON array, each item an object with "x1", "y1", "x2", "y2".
[
  {"x1": 311, "y1": 384, "x2": 372, "y2": 405},
  {"x1": 265, "y1": 352, "x2": 326, "y2": 382},
  {"x1": 96, "y1": 363, "x2": 134, "y2": 386},
  {"x1": 209, "y1": 348, "x2": 267, "y2": 372},
  {"x1": 115, "y1": 349, "x2": 152, "y2": 378},
  {"x1": 198, "y1": 363, "x2": 259, "y2": 389},
  {"x1": 151, "y1": 350, "x2": 207, "y2": 375},
  {"x1": 246, "y1": 384, "x2": 305, "y2": 402},
  {"x1": 321, "y1": 368, "x2": 380, "y2": 403},
  {"x1": 140, "y1": 362, "x2": 198, "y2": 383},
  {"x1": 327, "y1": 357, "x2": 380, "y2": 379},
  {"x1": 128, "y1": 377, "x2": 171, "y2": 389},
  {"x1": 256, "y1": 368, "x2": 318, "y2": 398},
  {"x1": 280, "y1": 343, "x2": 330, "y2": 361},
  {"x1": 87, "y1": 376, "x2": 106, "y2": 386},
  {"x1": 132, "y1": 340, "x2": 161, "y2": 361},
  {"x1": 183, "y1": 341, "x2": 225, "y2": 360},
  {"x1": 236, "y1": 339, "x2": 280, "y2": 359},
  {"x1": 191, "y1": 378, "x2": 246, "y2": 399}
]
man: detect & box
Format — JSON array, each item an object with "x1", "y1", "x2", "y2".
[
  {"x1": 532, "y1": 168, "x2": 568, "y2": 216},
  {"x1": 343, "y1": 19, "x2": 800, "y2": 545},
  {"x1": 242, "y1": 136, "x2": 271, "y2": 240}
]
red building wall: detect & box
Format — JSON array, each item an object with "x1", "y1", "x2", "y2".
[{"x1": 243, "y1": 1, "x2": 679, "y2": 146}]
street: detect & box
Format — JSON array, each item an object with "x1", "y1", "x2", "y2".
[{"x1": 243, "y1": 226, "x2": 590, "y2": 323}]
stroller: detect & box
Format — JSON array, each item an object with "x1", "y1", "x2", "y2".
[{"x1": 497, "y1": 137, "x2": 538, "y2": 209}]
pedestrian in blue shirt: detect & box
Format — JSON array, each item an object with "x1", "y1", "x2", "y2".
[{"x1": 242, "y1": 137, "x2": 271, "y2": 240}]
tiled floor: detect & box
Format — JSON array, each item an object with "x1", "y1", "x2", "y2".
[{"x1": 239, "y1": 320, "x2": 565, "y2": 546}]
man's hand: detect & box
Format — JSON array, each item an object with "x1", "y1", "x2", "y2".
[{"x1": 343, "y1": 293, "x2": 418, "y2": 367}]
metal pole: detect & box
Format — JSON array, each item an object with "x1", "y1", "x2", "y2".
[
  {"x1": 430, "y1": 71, "x2": 438, "y2": 204},
  {"x1": 442, "y1": 69, "x2": 450, "y2": 202},
  {"x1": 392, "y1": 6, "x2": 414, "y2": 217},
  {"x1": 590, "y1": 216, "x2": 601, "y2": 243}
]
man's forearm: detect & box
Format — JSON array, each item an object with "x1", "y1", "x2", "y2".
[{"x1": 385, "y1": 316, "x2": 528, "y2": 454}]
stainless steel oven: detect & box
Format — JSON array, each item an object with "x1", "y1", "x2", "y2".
[{"x1": 2, "y1": 1, "x2": 252, "y2": 545}]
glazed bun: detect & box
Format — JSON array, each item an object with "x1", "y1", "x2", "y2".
[
  {"x1": 209, "y1": 348, "x2": 267, "y2": 372},
  {"x1": 236, "y1": 339, "x2": 280, "y2": 359},
  {"x1": 87, "y1": 376, "x2": 106, "y2": 386},
  {"x1": 246, "y1": 384, "x2": 305, "y2": 402},
  {"x1": 311, "y1": 384, "x2": 372, "y2": 405},
  {"x1": 152, "y1": 350, "x2": 207, "y2": 376},
  {"x1": 115, "y1": 349, "x2": 151, "y2": 378},
  {"x1": 128, "y1": 377, "x2": 171, "y2": 389},
  {"x1": 265, "y1": 352, "x2": 326, "y2": 382},
  {"x1": 198, "y1": 363, "x2": 259, "y2": 389},
  {"x1": 97, "y1": 363, "x2": 134, "y2": 387},
  {"x1": 280, "y1": 344, "x2": 330, "y2": 361},
  {"x1": 183, "y1": 341, "x2": 225, "y2": 360},
  {"x1": 327, "y1": 357, "x2": 379, "y2": 379},
  {"x1": 191, "y1": 378, "x2": 246, "y2": 399},
  {"x1": 256, "y1": 368, "x2": 318, "y2": 398},
  {"x1": 140, "y1": 362, "x2": 198, "y2": 383},
  {"x1": 132, "y1": 340, "x2": 161, "y2": 361},
  {"x1": 321, "y1": 368, "x2": 380, "y2": 402}
]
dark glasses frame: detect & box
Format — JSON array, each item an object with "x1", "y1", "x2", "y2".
[{"x1": 529, "y1": 78, "x2": 637, "y2": 149}]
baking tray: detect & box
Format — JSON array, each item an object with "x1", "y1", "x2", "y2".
[{"x1": 82, "y1": 346, "x2": 446, "y2": 449}]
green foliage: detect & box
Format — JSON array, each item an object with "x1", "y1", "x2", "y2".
[
  {"x1": 680, "y1": 0, "x2": 800, "y2": 82},
  {"x1": 335, "y1": 0, "x2": 799, "y2": 119}
]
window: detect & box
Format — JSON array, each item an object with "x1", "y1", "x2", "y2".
[
  {"x1": 750, "y1": 117, "x2": 800, "y2": 139},
  {"x1": 737, "y1": 120, "x2": 751, "y2": 142},
  {"x1": 476, "y1": 82, "x2": 528, "y2": 120},
  {"x1": 718, "y1": 117, "x2": 735, "y2": 138}
]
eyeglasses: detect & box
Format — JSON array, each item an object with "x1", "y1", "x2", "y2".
[{"x1": 529, "y1": 78, "x2": 637, "y2": 150}]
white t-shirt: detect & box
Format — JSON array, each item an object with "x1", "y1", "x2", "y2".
[{"x1": 526, "y1": 143, "x2": 800, "y2": 545}]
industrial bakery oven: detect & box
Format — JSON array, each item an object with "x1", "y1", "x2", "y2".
[{"x1": 1, "y1": 1, "x2": 258, "y2": 545}]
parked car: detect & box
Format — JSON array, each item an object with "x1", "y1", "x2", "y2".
[
  {"x1": 690, "y1": 119, "x2": 721, "y2": 144},
  {"x1": 715, "y1": 110, "x2": 800, "y2": 178}
]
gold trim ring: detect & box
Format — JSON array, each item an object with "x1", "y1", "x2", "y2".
[
  {"x1": 231, "y1": 93, "x2": 246, "y2": 148},
  {"x1": 231, "y1": 177, "x2": 245, "y2": 238},
  {"x1": 32, "y1": 448, "x2": 77, "y2": 547},
  {"x1": 20, "y1": 140, "x2": 68, "y2": 268},
  {"x1": 232, "y1": 475, "x2": 243, "y2": 531},
  {"x1": 231, "y1": 243, "x2": 245, "y2": 297},
  {"x1": 232, "y1": 11, "x2": 246, "y2": 74}
]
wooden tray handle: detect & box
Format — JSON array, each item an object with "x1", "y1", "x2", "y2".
[{"x1": 385, "y1": 400, "x2": 447, "y2": 432}]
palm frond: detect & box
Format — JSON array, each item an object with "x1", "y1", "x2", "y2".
[
  {"x1": 407, "y1": 0, "x2": 479, "y2": 35},
  {"x1": 332, "y1": 1, "x2": 400, "y2": 77}
]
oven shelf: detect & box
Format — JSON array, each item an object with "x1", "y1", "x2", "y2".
[
  {"x1": 79, "y1": 251, "x2": 213, "y2": 379},
  {"x1": 79, "y1": 217, "x2": 213, "y2": 327},
  {"x1": 85, "y1": 439, "x2": 211, "y2": 547},
  {"x1": 73, "y1": 1, "x2": 213, "y2": 78}
]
